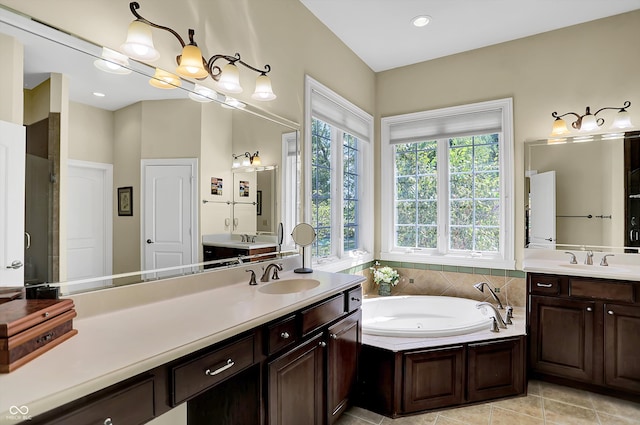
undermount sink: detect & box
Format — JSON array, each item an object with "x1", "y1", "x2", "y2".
[
  {"x1": 258, "y1": 279, "x2": 321, "y2": 294},
  {"x1": 559, "y1": 264, "x2": 630, "y2": 273}
]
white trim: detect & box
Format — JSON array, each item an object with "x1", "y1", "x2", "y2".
[
  {"x1": 140, "y1": 158, "x2": 199, "y2": 272},
  {"x1": 380, "y1": 98, "x2": 515, "y2": 270},
  {"x1": 304, "y1": 75, "x2": 374, "y2": 268}
]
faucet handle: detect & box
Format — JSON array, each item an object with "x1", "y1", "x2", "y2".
[
  {"x1": 564, "y1": 251, "x2": 577, "y2": 264},
  {"x1": 271, "y1": 264, "x2": 283, "y2": 280},
  {"x1": 505, "y1": 306, "x2": 513, "y2": 325},
  {"x1": 490, "y1": 317, "x2": 500, "y2": 333},
  {"x1": 600, "y1": 254, "x2": 615, "y2": 266},
  {"x1": 246, "y1": 269, "x2": 257, "y2": 285},
  {"x1": 585, "y1": 250, "x2": 594, "y2": 265}
]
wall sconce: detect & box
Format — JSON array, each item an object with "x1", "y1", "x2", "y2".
[
  {"x1": 232, "y1": 152, "x2": 261, "y2": 168},
  {"x1": 121, "y1": 2, "x2": 276, "y2": 100},
  {"x1": 551, "y1": 101, "x2": 633, "y2": 136}
]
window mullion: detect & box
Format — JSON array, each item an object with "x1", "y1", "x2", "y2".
[
  {"x1": 437, "y1": 138, "x2": 449, "y2": 254},
  {"x1": 332, "y1": 127, "x2": 343, "y2": 259}
]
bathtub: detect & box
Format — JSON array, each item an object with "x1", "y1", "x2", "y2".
[{"x1": 362, "y1": 295, "x2": 495, "y2": 337}]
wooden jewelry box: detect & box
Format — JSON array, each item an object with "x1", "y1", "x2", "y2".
[{"x1": 0, "y1": 298, "x2": 77, "y2": 373}]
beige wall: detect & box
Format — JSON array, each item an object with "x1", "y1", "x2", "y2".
[
  {"x1": 68, "y1": 102, "x2": 114, "y2": 163},
  {"x1": 376, "y1": 11, "x2": 640, "y2": 267}
]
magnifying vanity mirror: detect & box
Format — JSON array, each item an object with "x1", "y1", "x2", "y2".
[
  {"x1": 524, "y1": 130, "x2": 640, "y2": 253},
  {"x1": 0, "y1": 5, "x2": 301, "y2": 294},
  {"x1": 291, "y1": 223, "x2": 316, "y2": 274}
]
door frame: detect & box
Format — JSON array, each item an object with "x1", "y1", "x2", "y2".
[
  {"x1": 67, "y1": 159, "x2": 113, "y2": 279},
  {"x1": 140, "y1": 158, "x2": 199, "y2": 272}
]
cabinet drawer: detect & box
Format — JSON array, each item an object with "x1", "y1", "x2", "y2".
[
  {"x1": 346, "y1": 286, "x2": 363, "y2": 312},
  {"x1": 569, "y1": 279, "x2": 634, "y2": 302},
  {"x1": 301, "y1": 294, "x2": 344, "y2": 336},
  {"x1": 266, "y1": 315, "x2": 298, "y2": 356},
  {"x1": 172, "y1": 334, "x2": 254, "y2": 405},
  {"x1": 42, "y1": 376, "x2": 155, "y2": 425},
  {"x1": 530, "y1": 276, "x2": 560, "y2": 295}
]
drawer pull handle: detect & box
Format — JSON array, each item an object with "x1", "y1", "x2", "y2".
[
  {"x1": 280, "y1": 331, "x2": 290, "y2": 339},
  {"x1": 586, "y1": 307, "x2": 593, "y2": 312},
  {"x1": 608, "y1": 310, "x2": 614, "y2": 315},
  {"x1": 319, "y1": 341, "x2": 327, "y2": 347},
  {"x1": 351, "y1": 297, "x2": 361, "y2": 302},
  {"x1": 205, "y1": 359, "x2": 235, "y2": 376},
  {"x1": 329, "y1": 333, "x2": 338, "y2": 340},
  {"x1": 536, "y1": 282, "x2": 553, "y2": 288},
  {"x1": 104, "y1": 418, "x2": 113, "y2": 425}
]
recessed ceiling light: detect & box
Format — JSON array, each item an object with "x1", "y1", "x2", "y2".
[
  {"x1": 93, "y1": 92, "x2": 106, "y2": 97},
  {"x1": 411, "y1": 15, "x2": 431, "y2": 27}
]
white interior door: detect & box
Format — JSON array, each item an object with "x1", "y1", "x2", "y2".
[
  {"x1": 66, "y1": 160, "x2": 113, "y2": 282},
  {"x1": 232, "y1": 171, "x2": 257, "y2": 235},
  {"x1": 0, "y1": 120, "x2": 25, "y2": 287},
  {"x1": 142, "y1": 159, "x2": 197, "y2": 278},
  {"x1": 529, "y1": 170, "x2": 556, "y2": 248}
]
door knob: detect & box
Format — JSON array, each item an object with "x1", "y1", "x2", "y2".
[
  {"x1": 146, "y1": 239, "x2": 154, "y2": 244},
  {"x1": 6, "y1": 260, "x2": 23, "y2": 269}
]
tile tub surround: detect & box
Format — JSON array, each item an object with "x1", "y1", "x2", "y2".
[
  {"x1": 356, "y1": 265, "x2": 526, "y2": 308},
  {"x1": 337, "y1": 380, "x2": 640, "y2": 425}
]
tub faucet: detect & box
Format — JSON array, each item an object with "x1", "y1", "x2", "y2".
[
  {"x1": 261, "y1": 263, "x2": 283, "y2": 282},
  {"x1": 476, "y1": 302, "x2": 507, "y2": 329},
  {"x1": 473, "y1": 282, "x2": 504, "y2": 309}
]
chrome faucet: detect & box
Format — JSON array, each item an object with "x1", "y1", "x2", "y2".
[
  {"x1": 600, "y1": 254, "x2": 614, "y2": 266},
  {"x1": 585, "y1": 250, "x2": 593, "y2": 265},
  {"x1": 564, "y1": 251, "x2": 577, "y2": 264},
  {"x1": 473, "y1": 282, "x2": 504, "y2": 309},
  {"x1": 476, "y1": 302, "x2": 507, "y2": 329},
  {"x1": 261, "y1": 263, "x2": 283, "y2": 282}
]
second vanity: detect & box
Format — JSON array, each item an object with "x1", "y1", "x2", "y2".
[
  {"x1": 0, "y1": 260, "x2": 364, "y2": 425},
  {"x1": 524, "y1": 250, "x2": 640, "y2": 399}
]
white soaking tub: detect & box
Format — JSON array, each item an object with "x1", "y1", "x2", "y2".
[{"x1": 362, "y1": 295, "x2": 494, "y2": 337}]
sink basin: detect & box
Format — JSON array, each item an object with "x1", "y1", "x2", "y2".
[
  {"x1": 258, "y1": 279, "x2": 321, "y2": 294},
  {"x1": 559, "y1": 264, "x2": 630, "y2": 273}
]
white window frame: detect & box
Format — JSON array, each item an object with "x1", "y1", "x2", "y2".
[
  {"x1": 304, "y1": 75, "x2": 373, "y2": 272},
  {"x1": 380, "y1": 98, "x2": 515, "y2": 269}
]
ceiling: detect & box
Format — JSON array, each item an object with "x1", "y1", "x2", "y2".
[{"x1": 299, "y1": 0, "x2": 640, "y2": 72}]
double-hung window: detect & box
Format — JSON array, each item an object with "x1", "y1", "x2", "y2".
[
  {"x1": 305, "y1": 76, "x2": 373, "y2": 271},
  {"x1": 380, "y1": 98, "x2": 515, "y2": 269}
]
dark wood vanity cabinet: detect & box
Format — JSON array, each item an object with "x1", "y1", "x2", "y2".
[
  {"x1": 467, "y1": 337, "x2": 525, "y2": 402},
  {"x1": 528, "y1": 273, "x2": 640, "y2": 396}
]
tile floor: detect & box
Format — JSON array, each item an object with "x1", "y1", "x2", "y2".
[{"x1": 336, "y1": 380, "x2": 640, "y2": 425}]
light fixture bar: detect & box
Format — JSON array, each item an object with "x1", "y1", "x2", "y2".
[{"x1": 550, "y1": 101, "x2": 632, "y2": 135}]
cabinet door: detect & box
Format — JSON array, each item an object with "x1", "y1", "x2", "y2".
[
  {"x1": 530, "y1": 296, "x2": 595, "y2": 382},
  {"x1": 327, "y1": 310, "x2": 361, "y2": 424},
  {"x1": 402, "y1": 346, "x2": 465, "y2": 413},
  {"x1": 604, "y1": 303, "x2": 640, "y2": 393},
  {"x1": 467, "y1": 337, "x2": 525, "y2": 402},
  {"x1": 268, "y1": 333, "x2": 325, "y2": 425}
]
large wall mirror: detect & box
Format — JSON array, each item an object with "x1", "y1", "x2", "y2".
[
  {"x1": 0, "y1": 6, "x2": 300, "y2": 294},
  {"x1": 524, "y1": 131, "x2": 640, "y2": 253}
]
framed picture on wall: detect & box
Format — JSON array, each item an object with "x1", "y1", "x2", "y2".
[{"x1": 118, "y1": 186, "x2": 133, "y2": 216}]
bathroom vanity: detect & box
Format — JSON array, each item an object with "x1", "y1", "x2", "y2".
[
  {"x1": 0, "y1": 267, "x2": 364, "y2": 425},
  {"x1": 528, "y1": 271, "x2": 640, "y2": 397}
]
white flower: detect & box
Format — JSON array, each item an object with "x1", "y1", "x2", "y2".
[{"x1": 370, "y1": 265, "x2": 400, "y2": 286}]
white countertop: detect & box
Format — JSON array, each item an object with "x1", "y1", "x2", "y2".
[
  {"x1": 202, "y1": 234, "x2": 277, "y2": 250},
  {"x1": 0, "y1": 268, "x2": 364, "y2": 421},
  {"x1": 363, "y1": 307, "x2": 526, "y2": 352}
]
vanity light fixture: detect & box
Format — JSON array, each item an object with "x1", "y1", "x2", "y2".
[
  {"x1": 121, "y1": 2, "x2": 276, "y2": 100},
  {"x1": 221, "y1": 96, "x2": 246, "y2": 109},
  {"x1": 188, "y1": 84, "x2": 218, "y2": 103},
  {"x1": 550, "y1": 101, "x2": 633, "y2": 136},
  {"x1": 94, "y1": 47, "x2": 132, "y2": 75},
  {"x1": 232, "y1": 152, "x2": 261, "y2": 168},
  {"x1": 149, "y1": 68, "x2": 181, "y2": 89}
]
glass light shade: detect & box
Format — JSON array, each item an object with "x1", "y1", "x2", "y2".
[
  {"x1": 176, "y1": 45, "x2": 208, "y2": 78},
  {"x1": 610, "y1": 110, "x2": 634, "y2": 129},
  {"x1": 251, "y1": 154, "x2": 261, "y2": 165},
  {"x1": 221, "y1": 96, "x2": 246, "y2": 109},
  {"x1": 188, "y1": 84, "x2": 217, "y2": 103},
  {"x1": 94, "y1": 47, "x2": 131, "y2": 75},
  {"x1": 241, "y1": 155, "x2": 251, "y2": 167},
  {"x1": 232, "y1": 156, "x2": 241, "y2": 168},
  {"x1": 121, "y1": 20, "x2": 160, "y2": 61},
  {"x1": 251, "y1": 74, "x2": 276, "y2": 101},
  {"x1": 149, "y1": 68, "x2": 181, "y2": 89},
  {"x1": 550, "y1": 118, "x2": 569, "y2": 136},
  {"x1": 579, "y1": 114, "x2": 598, "y2": 132},
  {"x1": 216, "y1": 63, "x2": 242, "y2": 93}
]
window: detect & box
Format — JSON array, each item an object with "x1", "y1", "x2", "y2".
[
  {"x1": 381, "y1": 98, "x2": 514, "y2": 269},
  {"x1": 305, "y1": 76, "x2": 373, "y2": 271}
]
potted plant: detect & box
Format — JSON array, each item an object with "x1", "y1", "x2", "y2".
[{"x1": 369, "y1": 262, "x2": 400, "y2": 296}]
